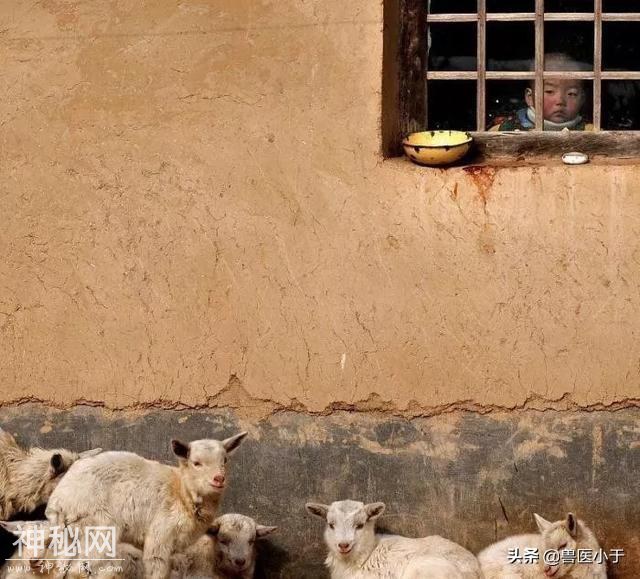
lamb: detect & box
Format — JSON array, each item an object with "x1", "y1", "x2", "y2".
[
  {"x1": 44, "y1": 432, "x2": 248, "y2": 579},
  {"x1": 477, "y1": 512, "x2": 607, "y2": 578},
  {"x1": 306, "y1": 500, "x2": 482, "y2": 579},
  {"x1": 0, "y1": 428, "x2": 101, "y2": 520},
  {"x1": 172, "y1": 513, "x2": 277, "y2": 578}
]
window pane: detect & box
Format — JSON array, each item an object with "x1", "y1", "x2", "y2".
[
  {"x1": 487, "y1": 0, "x2": 534, "y2": 12},
  {"x1": 428, "y1": 23, "x2": 477, "y2": 71},
  {"x1": 603, "y1": 0, "x2": 640, "y2": 12},
  {"x1": 545, "y1": 0, "x2": 593, "y2": 11},
  {"x1": 428, "y1": 81, "x2": 476, "y2": 130},
  {"x1": 486, "y1": 80, "x2": 531, "y2": 130},
  {"x1": 603, "y1": 23, "x2": 640, "y2": 71},
  {"x1": 602, "y1": 81, "x2": 640, "y2": 129},
  {"x1": 487, "y1": 22, "x2": 534, "y2": 71},
  {"x1": 544, "y1": 22, "x2": 594, "y2": 70},
  {"x1": 428, "y1": 0, "x2": 477, "y2": 14}
]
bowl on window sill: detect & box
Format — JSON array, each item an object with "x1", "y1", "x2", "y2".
[{"x1": 403, "y1": 130, "x2": 473, "y2": 166}]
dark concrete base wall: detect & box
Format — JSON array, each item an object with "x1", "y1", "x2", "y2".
[{"x1": 0, "y1": 406, "x2": 637, "y2": 578}]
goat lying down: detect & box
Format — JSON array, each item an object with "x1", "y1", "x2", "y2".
[
  {"x1": 478, "y1": 512, "x2": 607, "y2": 578},
  {"x1": 307, "y1": 499, "x2": 482, "y2": 579}
]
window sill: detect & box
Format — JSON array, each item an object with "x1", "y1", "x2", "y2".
[
  {"x1": 470, "y1": 131, "x2": 640, "y2": 164},
  {"x1": 385, "y1": 131, "x2": 640, "y2": 169}
]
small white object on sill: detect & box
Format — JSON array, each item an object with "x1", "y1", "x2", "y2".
[{"x1": 562, "y1": 152, "x2": 589, "y2": 165}]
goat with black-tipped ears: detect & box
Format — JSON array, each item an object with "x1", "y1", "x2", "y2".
[{"x1": 0, "y1": 428, "x2": 101, "y2": 520}]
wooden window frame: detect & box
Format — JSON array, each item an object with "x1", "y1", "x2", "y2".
[{"x1": 382, "y1": 0, "x2": 640, "y2": 161}]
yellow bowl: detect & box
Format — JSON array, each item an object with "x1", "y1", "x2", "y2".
[{"x1": 402, "y1": 130, "x2": 473, "y2": 166}]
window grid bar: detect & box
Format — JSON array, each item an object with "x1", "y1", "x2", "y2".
[
  {"x1": 426, "y1": 12, "x2": 640, "y2": 22},
  {"x1": 477, "y1": 0, "x2": 487, "y2": 131},
  {"x1": 593, "y1": 0, "x2": 603, "y2": 130},
  {"x1": 427, "y1": 71, "x2": 640, "y2": 80},
  {"x1": 534, "y1": 0, "x2": 544, "y2": 130}
]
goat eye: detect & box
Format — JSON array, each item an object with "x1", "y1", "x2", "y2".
[
  {"x1": 355, "y1": 524, "x2": 364, "y2": 530},
  {"x1": 328, "y1": 523, "x2": 335, "y2": 530},
  {"x1": 559, "y1": 543, "x2": 568, "y2": 550},
  {"x1": 224, "y1": 456, "x2": 228, "y2": 464},
  {"x1": 193, "y1": 461, "x2": 202, "y2": 467}
]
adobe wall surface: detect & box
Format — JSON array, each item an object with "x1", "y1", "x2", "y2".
[
  {"x1": 1, "y1": 1, "x2": 640, "y2": 413},
  {"x1": 1, "y1": 1, "x2": 639, "y2": 576}
]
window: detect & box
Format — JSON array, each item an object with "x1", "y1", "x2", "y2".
[{"x1": 382, "y1": 0, "x2": 640, "y2": 159}]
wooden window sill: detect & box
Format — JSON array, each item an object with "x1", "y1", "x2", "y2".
[{"x1": 384, "y1": 131, "x2": 640, "y2": 169}]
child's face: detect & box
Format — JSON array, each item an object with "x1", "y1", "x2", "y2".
[{"x1": 526, "y1": 80, "x2": 586, "y2": 123}]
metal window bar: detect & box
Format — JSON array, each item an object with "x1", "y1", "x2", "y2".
[{"x1": 425, "y1": 6, "x2": 640, "y2": 131}]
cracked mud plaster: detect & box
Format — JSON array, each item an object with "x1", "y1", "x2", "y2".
[
  {"x1": 2, "y1": 1, "x2": 640, "y2": 414},
  {"x1": 2, "y1": 378, "x2": 639, "y2": 422}
]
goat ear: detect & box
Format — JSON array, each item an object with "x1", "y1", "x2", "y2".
[
  {"x1": 365, "y1": 502, "x2": 386, "y2": 521},
  {"x1": 206, "y1": 521, "x2": 221, "y2": 537},
  {"x1": 222, "y1": 432, "x2": 248, "y2": 454},
  {"x1": 171, "y1": 439, "x2": 190, "y2": 459},
  {"x1": 79, "y1": 448, "x2": 102, "y2": 459},
  {"x1": 305, "y1": 503, "x2": 329, "y2": 519},
  {"x1": 534, "y1": 513, "x2": 552, "y2": 534},
  {"x1": 566, "y1": 513, "x2": 578, "y2": 537},
  {"x1": 256, "y1": 525, "x2": 277, "y2": 538},
  {"x1": 49, "y1": 453, "x2": 65, "y2": 476}
]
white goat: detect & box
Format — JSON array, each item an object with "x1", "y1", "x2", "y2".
[
  {"x1": 0, "y1": 429, "x2": 101, "y2": 519},
  {"x1": 478, "y1": 512, "x2": 607, "y2": 578},
  {"x1": 45, "y1": 433, "x2": 248, "y2": 579},
  {"x1": 306, "y1": 500, "x2": 482, "y2": 579},
  {"x1": 172, "y1": 514, "x2": 277, "y2": 578}
]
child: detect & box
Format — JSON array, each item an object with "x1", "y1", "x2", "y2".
[{"x1": 490, "y1": 53, "x2": 593, "y2": 131}]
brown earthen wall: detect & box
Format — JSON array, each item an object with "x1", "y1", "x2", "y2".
[{"x1": 1, "y1": 1, "x2": 639, "y2": 414}]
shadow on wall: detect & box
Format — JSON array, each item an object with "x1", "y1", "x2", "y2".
[{"x1": 0, "y1": 406, "x2": 638, "y2": 578}]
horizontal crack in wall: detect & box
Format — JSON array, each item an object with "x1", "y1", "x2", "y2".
[{"x1": 0, "y1": 376, "x2": 639, "y2": 419}]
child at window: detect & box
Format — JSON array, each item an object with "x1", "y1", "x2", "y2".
[{"x1": 490, "y1": 53, "x2": 593, "y2": 131}]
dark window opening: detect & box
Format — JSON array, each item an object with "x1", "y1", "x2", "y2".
[
  {"x1": 428, "y1": 23, "x2": 477, "y2": 71},
  {"x1": 487, "y1": 22, "x2": 534, "y2": 72},
  {"x1": 428, "y1": 81, "x2": 477, "y2": 130},
  {"x1": 487, "y1": 0, "x2": 534, "y2": 12}
]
